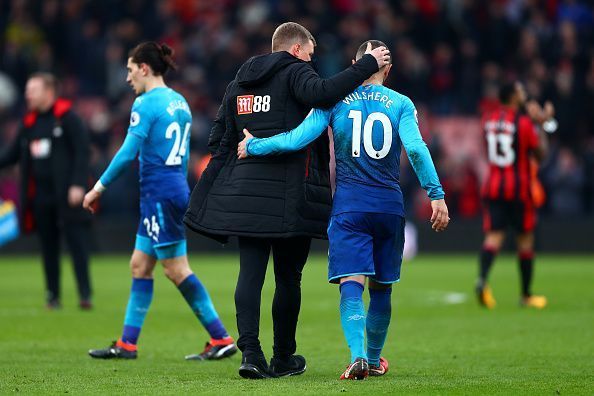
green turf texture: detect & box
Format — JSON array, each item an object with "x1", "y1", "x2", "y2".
[{"x1": 0, "y1": 254, "x2": 592, "y2": 395}]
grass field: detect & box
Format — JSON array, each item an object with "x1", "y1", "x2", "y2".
[{"x1": 0, "y1": 253, "x2": 593, "y2": 395}]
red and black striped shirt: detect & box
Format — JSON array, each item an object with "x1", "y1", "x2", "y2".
[{"x1": 481, "y1": 108, "x2": 539, "y2": 203}]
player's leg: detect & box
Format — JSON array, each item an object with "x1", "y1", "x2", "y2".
[
  {"x1": 34, "y1": 203, "x2": 61, "y2": 309},
  {"x1": 329, "y1": 213, "x2": 374, "y2": 380},
  {"x1": 158, "y1": 245, "x2": 236, "y2": 360},
  {"x1": 367, "y1": 280, "x2": 391, "y2": 377},
  {"x1": 338, "y1": 275, "x2": 368, "y2": 380},
  {"x1": 89, "y1": 245, "x2": 157, "y2": 359},
  {"x1": 515, "y1": 203, "x2": 546, "y2": 308},
  {"x1": 63, "y1": 220, "x2": 92, "y2": 309},
  {"x1": 236, "y1": 236, "x2": 273, "y2": 378},
  {"x1": 477, "y1": 200, "x2": 506, "y2": 308},
  {"x1": 366, "y1": 213, "x2": 404, "y2": 377},
  {"x1": 268, "y1": 236, "x2": 311, "y2": 376}
]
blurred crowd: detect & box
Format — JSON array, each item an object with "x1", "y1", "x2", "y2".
[{"x1": 1, "y1": 0, "x2": 593, "y2": 220}]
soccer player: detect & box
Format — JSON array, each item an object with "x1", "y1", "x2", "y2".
[
  {"x1": 237, "y1": 40, "x2": 449, "y2": 380},
  {"x1": 82, "y1": 42, "x2": 236, "y2": 360},
  {"x1": 476, "y1": 82, "x2": 551, "y2": 309}
]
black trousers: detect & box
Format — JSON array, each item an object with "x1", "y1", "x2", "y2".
[
  {"x1": 235, "y1": 236, "x2": 311, "y2": 359},
  {"x1": 34, "y1": 202, "x2": 91, "y2": 302}
]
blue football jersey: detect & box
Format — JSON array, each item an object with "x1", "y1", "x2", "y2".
[
  {"x1": 128, "y1": 87, "x2": 192, "y2": 198},
  {"x1": 329, "y1": 85, "x2": 408, "y2": 215},
  {"x1": 246, "y1": 84, "x2": 444, "y2": 216}
]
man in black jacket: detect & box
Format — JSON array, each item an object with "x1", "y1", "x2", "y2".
[
  {"x1": 184, "y1": 22, "x2": 390, "y2": 378},
  {"x1": 0, "y1": 73, "x2": 92, "y2": 309}
]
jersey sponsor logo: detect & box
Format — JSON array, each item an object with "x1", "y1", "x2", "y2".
[
  {"x1": 29, "y1": 138, "x2": 52, "y2": 159},
  {"x1": 237, "y1": 95, "x2": 254, "y2": 114},
  {"x1": 237, "y1": 95, "x2": 271, "y2": 115},
  {"x1": 130, "y1": 111, "x2": 140, "y2": 127}
]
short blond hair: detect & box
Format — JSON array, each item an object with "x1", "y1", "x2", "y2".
[
  {"x1": 29, "y1": 72, "x2": 58, "y2": 93},
  {"x1": 272, "y1": 22, "x2": 316, "y2": 52}
]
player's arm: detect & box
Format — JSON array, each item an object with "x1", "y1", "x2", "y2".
[
  {"x1": 398, "y1": 98, "x2": 449, "y2": 232},
  {"x1": 83, "y1": 99, "x2": 149, "y2": 213},
  {"x1": 289, "y1": 44, "x2": 388, "y2": 108},
  {"x1": 237, "y1": 109, "x2": 331, "y2": 158},
  {"x1": 525, "y1": 100, "x2": 553, "y2": 160}
]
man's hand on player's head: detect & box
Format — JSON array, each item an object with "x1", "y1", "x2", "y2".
[
  {"x1": 82, "y1": 189, "x2": 101, "y2": 214},
  {"x1": 237, "y1": 128, "x2": 253, "y2": 159},
  {"x1": 365, "y1": 42, "x2": 391, "y2": 69},
  {"x1": 430, "y1": 199, "x2": 450, "y2": 232}
]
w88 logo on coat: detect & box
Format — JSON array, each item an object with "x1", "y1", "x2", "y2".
[{"x1": 237, "y1": 95, "x2": 271, "y2": 114}]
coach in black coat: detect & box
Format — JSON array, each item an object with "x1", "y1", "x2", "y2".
[
  {"x1": 184, "y1": 23, "x2": 390, "y2": 377},
  {"x1": 0, "y1": 73, "x2": 92, "y2": 309}
]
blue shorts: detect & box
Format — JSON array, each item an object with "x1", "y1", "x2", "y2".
[
  {"x1": 135, "y1": 195, "x2": 188, "y2": 260},
  {"x1": 328, "y1": 212, "x2": 405, "y2": 284}
]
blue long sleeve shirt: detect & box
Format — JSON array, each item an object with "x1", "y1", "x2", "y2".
[{"x1": 246, "y1": 84, "x2": 444, "y2": 216}]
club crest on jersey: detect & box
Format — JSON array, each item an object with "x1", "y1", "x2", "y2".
[{"x1": 237, "y1": 95, "x2": 254, "y2": 115}]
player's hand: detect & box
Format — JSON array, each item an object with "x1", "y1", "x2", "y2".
[
  {"x1": 82, "y1": 189, "x2": 101, "y2": 214},
  {"x1": 68, "y1": 185, "x2": 85, "y2": 207},
  {"x1": 237, "y1": 128, "x2": 253, "y2": 159},
  {"x1": 430, "y1": 199, "x2": 450, "y2": 232},
  {"x1": 526, "y1": 100, "x2": 546, "y2": 124},
  {"x1": 365, "y1": 42, "x2": 391, "y2": 69},
  {"x1": 543, "y1": 101, "x2": 555, "y2": 120}
]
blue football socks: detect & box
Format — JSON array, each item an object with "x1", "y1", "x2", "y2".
[
  {"x1": 339, "y1": 280, "x2": 367, "y2": 363},
  {"x1": 121, "y1": 278, "x2": 154, "y2": 345},
  {"x1": 366, "y1": 287, "x2": 392, "y2": 366},
  {"x1": 178, "y1": 274, "x2": 229, "y2": 340}
]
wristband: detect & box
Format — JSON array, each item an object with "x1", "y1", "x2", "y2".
[{"x1": 93, "y1": 180, "x2": 106, "y2": 193}]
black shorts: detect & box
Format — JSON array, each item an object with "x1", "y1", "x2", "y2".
[{"x1": 482, "y1": 199, "x2": 536, "y2": 233}]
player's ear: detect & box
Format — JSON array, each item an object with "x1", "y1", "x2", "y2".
[{"x1": 352, "y1": 59, "x2": 356, "y2": 65}]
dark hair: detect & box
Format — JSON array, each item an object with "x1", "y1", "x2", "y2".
[
  {"x1": 128, "y1": 42, "x2": 177, "y2": 76},
  {"x1": 272, "y1": 22, "x2": 316, "y2": 52},
  {"x1": 356, "y1": 40, "x2": 391, "y2": 64},
  {"x1": 29, "y1": 72, "x2": 59, "y2": 93},
  {"x1": 499, "y1": 82, "x2": 517, "y2": 104}
]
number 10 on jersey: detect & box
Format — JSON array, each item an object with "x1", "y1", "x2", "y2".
[{"x1": 348, "y1": 110, "x2": 393, "y2": 159}]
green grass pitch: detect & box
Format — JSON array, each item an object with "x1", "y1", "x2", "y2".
[{"x1": 0, "y1": 253, "x2": 592, "y2": 394}]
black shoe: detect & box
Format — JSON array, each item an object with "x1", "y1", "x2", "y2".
[
  {"x1": 79, "y1": 300, "x2": 93, "y2": 310},
  {"x1": 46, "y1": 299, "x2": 61, "y2": 310},
  {"x1": 270, "y1": 355, "x2": 307, "y2": 377},
  {"x1": 89, "y1": 341, "x2": 137, "y2": 359},
  {"x1": 238, "y1": 354, "x2": 276, "y2": 379},
  {"x1": 185, "y1": 338, "x2": 238, "y2": 360}
]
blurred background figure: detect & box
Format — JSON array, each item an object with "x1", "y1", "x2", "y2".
[
  {"x1": 476, "y1": 82, "x2": 553, "y2": 310},
  {"x1": 0, "y1": 72, "x2": 92, "y2": 310}
]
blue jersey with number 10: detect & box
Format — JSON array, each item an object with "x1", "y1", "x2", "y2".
[
  {"x1": 246, "y1": 84, "x2": 444, "y2": 216},
  {"x1": 128, "y1": 87, "x2": 191, "y2": 198}
]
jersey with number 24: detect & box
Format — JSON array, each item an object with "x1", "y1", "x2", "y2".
[{"x1": 128, "y1": 87, "x2": 192, "y2": 199}]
